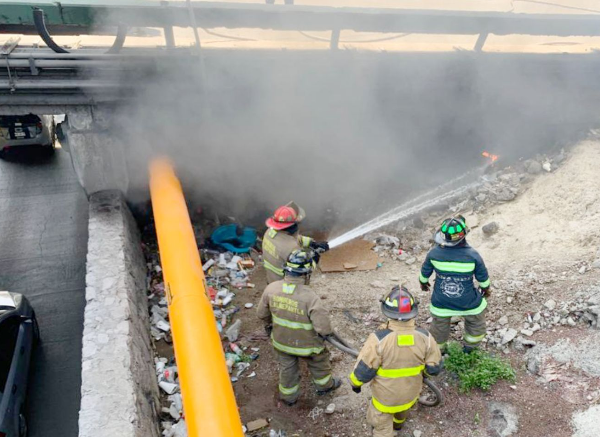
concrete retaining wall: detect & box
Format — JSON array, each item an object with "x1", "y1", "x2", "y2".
[{"x1": 79, "y1": 190, "x2": 160, "y2": 437}]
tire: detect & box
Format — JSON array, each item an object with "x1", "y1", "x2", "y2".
[
  {"x1": 32, "y1": 312, "x2": 41, "y2": 345},
  {"x1": 419, "y1": 378, "x2": 443, "y2": 407}
]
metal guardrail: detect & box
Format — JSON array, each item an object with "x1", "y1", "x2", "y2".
[{"x1": 3, "y1": 1, "x2": 600, "y2": 37}]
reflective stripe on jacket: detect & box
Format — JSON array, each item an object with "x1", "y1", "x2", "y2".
[
  {"x1": 262, "y1": 228, "x2": 313, "y2": 282},
  {"x1": 420, "y1": 242, "x2": 490, "y2": 315},
  {"x1": 257, "y1": 275, "x2": 332, "y2": 357},
  {"x1": 349, "y1": 320, "x2": 441, "y2": 413}
]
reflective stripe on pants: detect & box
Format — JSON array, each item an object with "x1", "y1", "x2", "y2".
[
  {"x1": 367, "y1": 402, "x2": 411, "y2": 437},
  {"x1": 430, "y1": 310, "x2": 487, "y2": 345},
  {"x1": 275, "y1": 348, "x2": 333, "y2": 402}
]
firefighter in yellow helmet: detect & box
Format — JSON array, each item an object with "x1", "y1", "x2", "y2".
[
  {"x1": 262, "y1": 201, "x2": 329, "y2": 284},
  {"x1": 257, "y1": 249, "x2": 341, "y2": 405},
  {"x1": 349, "y1": 287, "x2": 442, "y2": 436}
]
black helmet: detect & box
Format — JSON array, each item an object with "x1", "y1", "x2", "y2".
[
  {"x1": 434, "y1": 215, "x2": 469, "y2": 247},
  {"x1": 381, "y1": 286, "x2": 419, "y2": 321},
  {"x1": 284, "y1": 249, "x2": 315, "y2": 276}
]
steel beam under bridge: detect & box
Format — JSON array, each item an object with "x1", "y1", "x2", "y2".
[{"x1": 3, "y1": 0, "x2": 600, "y2": 37}]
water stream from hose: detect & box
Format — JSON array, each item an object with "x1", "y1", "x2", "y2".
[{"x1": 328, "y1": 166, "x2": 488, "y2": 249}]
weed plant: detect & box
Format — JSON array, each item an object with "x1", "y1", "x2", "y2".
[{"x1": 444, "y1": 342, "x2": 516, "y2": 392}]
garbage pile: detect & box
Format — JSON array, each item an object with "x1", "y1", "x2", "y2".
[{"x1": 142, "y1": 219, "x2": 261, "y2": 437}]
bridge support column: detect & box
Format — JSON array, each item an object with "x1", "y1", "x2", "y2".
[{"x1": 65, "y1": 106, "x2": 129, "y2": 197}]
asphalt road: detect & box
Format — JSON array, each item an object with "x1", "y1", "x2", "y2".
[{"x1": 0, "y1": 147, "x2": 88, "y2": 437}]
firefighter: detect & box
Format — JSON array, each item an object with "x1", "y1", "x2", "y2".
[
  {"x1": 349, "y1": 286, "x2": 442, "y2": 436},
  {"x1": 257, "y1": 249, "x2": 341, "y2": 405},
  {"x1": 262, "y1": 201, "x2": 329, "y2": 284},
  {"x1": 419, "y1": 215, "x2": 491, "y2": 353}
]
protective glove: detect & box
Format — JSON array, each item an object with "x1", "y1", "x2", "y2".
[
  {"x1": 351, "y1": 385, "x2": 362, "y2": 394},
  {"x1": 310, "y1": 241, "x2": 330, "y2": 253},
  {"x1": 481, "y1": 287, "x2": 491, "y2": 298},
  {"x1": 264, "y1": 324, "x2": 273, "y2": 336},
  {"x1": 420, "y1": 282, "x2": 431, "y2": 292}
]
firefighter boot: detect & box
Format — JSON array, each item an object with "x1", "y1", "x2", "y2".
[{"x1": 316, "y1": 377, "x2": 342, "y2": 395}]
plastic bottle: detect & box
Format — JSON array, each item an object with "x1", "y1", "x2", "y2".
[
  {"x1": 230, "y1": 342, "x2": 243, "y2": 356},
  {"x1": 225, "y1": 319, "x2": 242, "y2": 342}
]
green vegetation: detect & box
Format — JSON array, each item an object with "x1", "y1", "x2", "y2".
[{"x1": 444, "y1": 342, "x2": 516, "y2": 392}]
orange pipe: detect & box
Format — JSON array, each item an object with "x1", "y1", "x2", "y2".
[{"x1": 149, "y1": 158, "x2": 244, "y2": 437}]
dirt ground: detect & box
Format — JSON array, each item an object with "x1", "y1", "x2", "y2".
[
  {"x1": 143, "y1": 140, "x2": 600, "y2": 436},
  {"x1": 228, "y1": 140, "x2": 600, "y2": 437}
]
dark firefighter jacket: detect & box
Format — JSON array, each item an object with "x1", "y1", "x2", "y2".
[{"x1": 419, "y1": 242, "x2": 490, "y2": 317}]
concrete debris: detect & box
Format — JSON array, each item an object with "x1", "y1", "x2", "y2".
[
  {"x1": 573, "y1": 405, "x2": 600, "y2": 437},
  {"x1": 405, "y1": 257, "x2": 417, "y2": 266},
  {"x1": 370, "y1": 280, "x2": 386, "y2": 289},
  {"x1": 325, "y1": 403, "x2": 336, "y2": 414},
  {"x1": 501, "y1": 328, "x2": 518, "y2": 345},
  {"x1": 542, "y1": 162, "x2": 552, "y2": 172},
  {"x1": 544, "y1": 299, "x2": 557, "y2": 310},
  {"x1": 488, "y1": 402, "x2": 519, "y2": 437},
  {"x1": 525, "y1": 160, "x2": 542, "y2": 175},
  {"x1": 498, "y1": 316, "x2": 509, "y2": 326},
  {"x1": 413, "y1": 431, "x2": 423, "y2": 437},
  {"x1": 482, "y1": 222, "x2": 500, "y2": 236},
  {"x1": 374, "y1": 235, "x2": 400, "y2": 247}
]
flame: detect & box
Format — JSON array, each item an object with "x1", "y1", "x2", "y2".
[{"x1": 482, "y1": 151, "x2": 499, "y2": 162}]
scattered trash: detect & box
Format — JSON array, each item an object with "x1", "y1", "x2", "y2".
[
  {"x1": 247, "y1": 371, "x2": 256, "y2": 378},
  {"x1": 236, "y1": 362, "x2": 250, "y2": 377},
  {"x1": 210, "y1": 224, "x2": 257, "y2": 253},
  {"x1": 226, "y1": 319, "x2": 242, "y2": 342},
  {"x1": 308, "y1": 406, "x2": 324, "y2": 421},
  {"x1": 159, "y1": 381, "x2": 179, "y2": 395},
  {"x1": 156, "y1": 320, "x2": 171, "y2": 332},
  {"x1": 162, "y1": 419, "x2": 187, "y2": 437},
  {"x1": 230, "y1": 342, "x2": 244, "y2": 356},
  {"x1": 244, "y1": 303, "x2": 254, "y2": 309},
  {"x1": 246, "y1": 418, "x2": 269, "y2": 432},
  {"x1": 158, "y1": 366, "x2": 178, "y2": 383}
]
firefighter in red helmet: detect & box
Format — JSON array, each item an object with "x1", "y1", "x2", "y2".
[{"x1": 262, "y1": 201, "x2": 329, "y2": 283}]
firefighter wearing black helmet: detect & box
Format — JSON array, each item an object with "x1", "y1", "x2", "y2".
[
  {"x1": 348, "y1": 287, "x2": 442, "y2": 436},
  {"x1": 419, "y1": 216, "x2": 491, "y2": 353},
  {"x1": 257, "y1": 249, "x2": 341, "y2": 405}
]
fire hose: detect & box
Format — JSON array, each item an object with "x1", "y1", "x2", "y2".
[{"x1": 326, "y1": 333, "x2": 443, "y2": 407}]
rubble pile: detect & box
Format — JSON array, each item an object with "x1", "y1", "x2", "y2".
[{"x1": 362, "y1": 150, "x2": 568, "y2": 261}]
